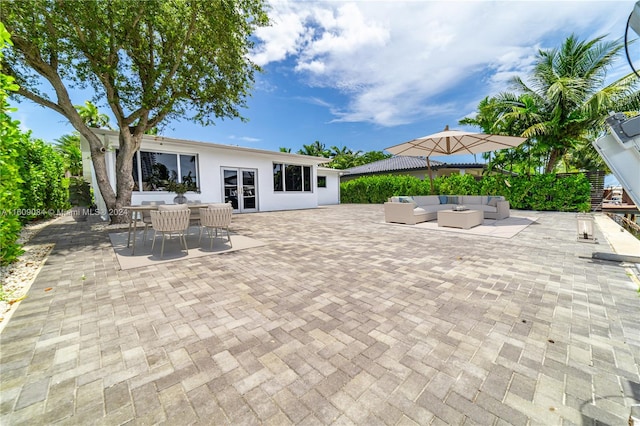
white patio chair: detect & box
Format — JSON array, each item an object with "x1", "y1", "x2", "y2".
[
  {"x1": 187, "y1": 200, "x2": 202, "y2": 229},
  {"x1": 140, "y1": 201, "x2": 165, "y2": 244},
  {"x1": 198, "y1": 204, "x2": 233, "y2": 249},
  {"x1": 150, "y1": 207, "x2": 191, "y2": 259}
]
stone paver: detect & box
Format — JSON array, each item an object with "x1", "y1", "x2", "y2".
[{"x1": 1, "y1": 205, "x2": 639, "y2": 425}]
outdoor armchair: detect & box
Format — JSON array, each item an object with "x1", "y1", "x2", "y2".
[
  {"x1": 199, "y1": 203, "x2": 233, "y2": 249},
  {"x1": 150, "y1": 207, "x2": 191, "y2": 259},
  {"x1": 140, "y1": 200, "x2": 166, "y2": 244}
]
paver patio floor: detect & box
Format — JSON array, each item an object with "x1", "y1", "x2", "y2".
[{"x1": 1, "y1": 204, "x2": 639, "y2": 425}]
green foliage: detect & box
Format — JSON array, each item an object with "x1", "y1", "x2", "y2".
[
  {"x1": 18, "y1": 138, "x2": 69, "y2": 222},
  {"x1": 434, "y1": 174, "x2": 480, "y2": 196},
  {"x1": 294, "y1": 141, "x2": 392, "y2": 170},
  {"x1": 0, "y1": 22, "x2": 24, "y2": 265},
  {"x1": 54, "y1": 132, "x2": 82, "y2": 176},
  {"x1": 327, "y1": 149, "x2": 392, "y2": 170},
  {"x1": 340, "y1": 175, "x2": 430, "y2": 203},
  {"x1": 74, "y1": 101, "x2": 112, "y2": 129},
  {"x1": 298, "y1": 141, "x2": 331, "y2": 158},
  {"x1": 341, "y1": 173, "x2": 591, "y2": 212},
  {"x1": 463, "y1": 34, "x2": 640, "y2": 174},
  {"x1": 503, "y1": 174, "x2": 591, "y2": 212}
]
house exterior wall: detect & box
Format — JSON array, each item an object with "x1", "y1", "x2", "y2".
[
  {"x1": 81, "y1": 130, "x2": 333, "y2": 218},
  {"x1": 317, "y1": 168, "x2": 343, "y2": 205}
]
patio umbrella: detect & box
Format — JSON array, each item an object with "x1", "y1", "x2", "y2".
[{"x1": 385, "y1": 125, "x2": 527, "y2": 192}]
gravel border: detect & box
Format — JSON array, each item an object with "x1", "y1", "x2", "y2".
[{"x1": 0, "y1": 217, "x2": 59, "y2": 329}]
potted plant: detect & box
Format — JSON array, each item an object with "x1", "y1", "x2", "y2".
[{"x1": 166, "y1": 180, "x2": 199, "y2": 204}]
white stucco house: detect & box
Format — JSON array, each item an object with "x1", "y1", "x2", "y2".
[{"x1": 81, "y1": 129, "x2": 342, "y2": 219}]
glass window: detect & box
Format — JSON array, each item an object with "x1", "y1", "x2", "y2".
[
  {"x1": 273, "y1": 164, "x2": 283, "y2": 191},
  {"x1": 303, "y1": 166, "x2": 311, "y2": 191},
  {"x1": 285, "y1": 164, "x2": 302, "y2": 191},
  {"x1": 131, "y1": 150, "x2": 199, "y2": 192},
  {"x1": 179, "y1": 154, "x2": 198, "y2": 188},
  {"x1": 317, "y1": 176, "x2": 327, "y2": 188},
  {"x1": 273, "y1": 163, "x2": 313, "y2": 192}
]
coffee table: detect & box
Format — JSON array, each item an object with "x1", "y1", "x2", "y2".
[{"x1": 437, "y1": 209, "x2": 484, "y2": 229}]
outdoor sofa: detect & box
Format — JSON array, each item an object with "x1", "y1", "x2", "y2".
[{"x1": 384, "y1": 195, "x2": 510, "y2": 225}]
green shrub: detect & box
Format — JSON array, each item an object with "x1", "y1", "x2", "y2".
[
  {"x1": 435, "y1": 174, "x2": 480, "y2": 195},
  {"x1": 340, "y1": 175, "x2": 430, "y2": 203},
  {"x1": 341, "y1": 172, "x2": 591, "y2": 212},
  {"x1": 18, "y1": 138, "x2": 69, "y2": 222},
  {"x1": 0, "y1": 23, "x2": 24, "y2": 265},
  {"x1": 505, "y1": 174, "x2": 590, "y2": 212}
]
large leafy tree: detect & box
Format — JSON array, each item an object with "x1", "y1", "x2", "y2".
[
  {"x1": 500, "y1": 34, "x2": 639, "y2": 173},
  {"x1": 2, "y1": 0, "x2": 269, "y2": 222}
]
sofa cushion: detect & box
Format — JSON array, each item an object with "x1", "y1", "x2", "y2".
[
  {"x1": 413, "y1": 195, "x2": 440, "y2": 206},
  {"x1": 391, "y1": 196, "x2": 414, "y2": 208},
  {"x1": 461, "y1": 195, "x2": 484, "y2": 205}
]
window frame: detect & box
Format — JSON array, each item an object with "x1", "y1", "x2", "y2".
[
  {"x1": 317, "y1": 176, "x2": 327, "y2": 188},
  {"x1": 273, "y1": 163, "x2": 313, "y2": 193},
  {"x1": 129, "y1": 149, "x2": 199, "y2": 192}
]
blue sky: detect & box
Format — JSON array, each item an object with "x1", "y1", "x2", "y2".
[{"x1": 10, "y1": 0, "x2": 637, "y2": 179}]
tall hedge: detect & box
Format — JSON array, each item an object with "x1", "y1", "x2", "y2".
[
  {"x1": 340, "y1": 173, "x2": 591, "y2": 212},
  {"x1": 0, "y1": 23, "x2": 23, "y2": 264},
  {"x1": 1, "y1": 24, "x2": 70, "y2": 264},
  {"x1": 18, "y1": 138, "x2": 69, "y2": 222},
  {"x1": 340, "y1": 175, "x2": 431, "y2": 203}
]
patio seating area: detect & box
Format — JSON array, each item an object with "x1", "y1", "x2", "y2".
[{"x1": 1, "y1": 204, "x2": 639, "y2": 425}]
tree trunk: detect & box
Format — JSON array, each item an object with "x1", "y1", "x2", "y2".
[
  {"x1": 77, "y1": 125, "x2": 142, "y2": 224},
  {"x1": 110, "y1": 128, "x2": 142, "y2": 224},
  {"x1": 545, "y1": 149, "x2": 562, "y2": 174}
]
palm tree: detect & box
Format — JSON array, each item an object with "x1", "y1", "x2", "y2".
[
  {"x1": 74, "y1": 101, "x2": 112, "y2": 129},
  {"x1": 54, "y1": 133, "x2": 82, "y2": 176},
  {"x1": 500, "y1": 34, "x2": 639, "y2": 173},
  {"x1": 298, "y1": 140, "x2": 330, "y2": 158}
]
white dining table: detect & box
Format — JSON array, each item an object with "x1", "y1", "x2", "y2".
[{"x1": 125, "y1": 204, "x2": 209, "y2": 255}]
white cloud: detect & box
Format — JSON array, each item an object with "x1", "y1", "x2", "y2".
[
  {"x1": 228, "y1": 135, "x2": 261, "y2": 143},
  {"x1": 253, "y1": 1, "x2": 634, "y2": 127}
]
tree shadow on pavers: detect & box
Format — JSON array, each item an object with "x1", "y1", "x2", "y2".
[{"x1": 579, "y1": 394, "x2": 635, "y2": 425}]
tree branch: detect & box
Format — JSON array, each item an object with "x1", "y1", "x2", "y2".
[{"x1": 15, "y1": 87, "x2": 65, "y2": 116}]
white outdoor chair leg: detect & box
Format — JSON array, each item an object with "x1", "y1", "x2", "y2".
[
  {"x1": 181, "y1": 232, "x2": 189, "y2": 254},
  {"x1": 151, "y1": 230, "x2": 158, "y2": 251},
  {"x1": 225, "y1": 227, "x2": 232, "y2": 247},
  {"x1": 160, "y1": 233, "x2": 166, "y2": 259}
]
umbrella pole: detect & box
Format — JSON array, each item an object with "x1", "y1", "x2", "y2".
[{"x1": 426, "y1": 157, "x2": 434, "y2": 194}]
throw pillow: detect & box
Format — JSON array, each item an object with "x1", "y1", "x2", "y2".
[
  {"x1": 447, "y1": 195, "x2": 458, "y2": 204},
  {"x1": 398, "y1": 196, "x2": 414, "y2": 203},
  {"x1": 438, "y1": 195, "x2": 448, "y2": 204},
  {"x1": 488, "y1": 198, "x2": 499, "y2": 207}
]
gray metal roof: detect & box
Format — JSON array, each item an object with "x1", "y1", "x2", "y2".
[{"x1": 344, "y1": 156, "x2": 484, "y2": 175}]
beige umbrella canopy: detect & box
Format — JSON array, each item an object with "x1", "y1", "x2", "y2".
[{"x1": 385, "y1": 125, "x2": 527, "y2": 191}]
